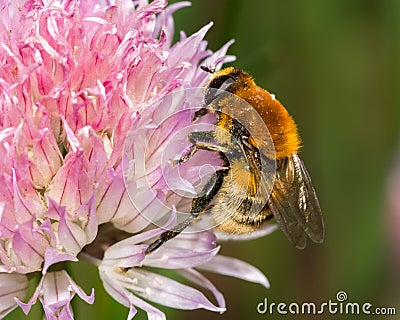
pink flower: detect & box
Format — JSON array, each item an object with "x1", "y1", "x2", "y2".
[{"x1": 0, "y1": 0, "x2": 274, "y2": 319}]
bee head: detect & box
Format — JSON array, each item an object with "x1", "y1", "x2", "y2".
[{"x1": 202, "y1": 66, "x2": 254, "y2": 105}]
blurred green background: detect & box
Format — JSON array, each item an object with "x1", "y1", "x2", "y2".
[{"x1": 8, "y1": 0, "x2": 400, "y2": 319}]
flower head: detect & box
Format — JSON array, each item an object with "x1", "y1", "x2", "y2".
[{"x1": 0, "y1": 0, "x2": 274, "y2": 319}]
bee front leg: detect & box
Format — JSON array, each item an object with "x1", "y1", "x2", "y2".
[
  {"x1": 170, "y1": 130, "x2": 228, "y2": 166},
  {"x1": 193, "y1": 107, "x2": 209, "y2": 121},
  {"x1": 145, "y1": 169, "x2": 227, "y2": 254}
]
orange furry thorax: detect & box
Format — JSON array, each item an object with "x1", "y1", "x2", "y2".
[{"x1": 220, "y1": 82, "x2": 301, "y2": 160}]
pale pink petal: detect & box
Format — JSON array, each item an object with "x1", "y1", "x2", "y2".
[
  {"x1": 13, "y1": 175, "x2": 34, "y2": 223},
  {"x1": 12, "y1": 169, "x2": 43, "y2": 223},
  {"x1": 58, "y1": 215, "x2": 86, "y2": 256},
  {"x1": 45, "y1": 196, "x2": 66, "y2": 220},
  {"x1": 100, "y1": 270, "x2": 166, "y2": 320},
  {"x1": 154, "y1": 229, "x2": 217, "y2": 252},
  {"x1": 30, "y1": 127, "x2": 63, "y2": 186},
  {"x1": 136, "y1": 0, "x2": 167, "y2": 19},
  {"x1": 57, "y1": 195, "x2": 98, "y2": 256},
  {"x1": 100, "y1": 266, "x2": 224, "y2": 315},
  {"x1": 95, "y1": 168, "x2": 126, "y2": 224},
  {"x1": 144, "y1": 230, "x2": 219, "y2": 269},
  {"x1": 178, "y1": 268, "x2": 225, "y2": 309},
  {"x1": 65, "y1": 272, "x2": 95, "y2": 304},
  {"x1": 47, "y1": 151, "x2": 92, "y2": 214},
  {"x1": 16, "y1": 271, "x2": 94, "y2": 318},
  {"x1": 76, "y1": 126, "x2": 108, "y2": 182},
  {"x1": 0, "y1": 273, "x2": 28, "y2": 318},
  {"x1": 12, "y1": 220, "x2": 49, "y2": 271},
  {"x1": 192, "y1": 39, "x2": 236, "y2": 87},
  {"x1": 144, "y1": 247, "x2": 220, "y2": 270},
  {"x1": 154, "y1": 2, "x2": 192, "y2": 46},
  {"x1": 42, "y1": 247, "x2": 78, "y2": 275},
  {"x1": 16, "y1": 275, "x2": 44, "y2": 315},
  {"x1": 44, "y1": 303, "x2": 74, "y2": 320},
  {"x1": 110, "y1": 187, "x2": 166, "y2": 233},
  {"x1": 0, "y1": 243, "x2": 20, "y2": 273},
  {"x1": 74, "y1": 193, "x2": 98, "y2": 245},
  {"x1": 198, "y1": 255, "x2": 270, "y2": 289},
  {"x1": 168, "y1": 22, "x2": 214, "y2": 68},
  {"x1": 125, "y1": 269, "x2": 224, "y2": 312},
  {"x1": 102, "y1": 244, "x2": 147, "y2": 268},
  {"x1": 102, "y1": 211, "x2": 177, "y2": 268}
]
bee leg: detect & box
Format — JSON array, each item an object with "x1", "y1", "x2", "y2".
[
  {"x1": 170, "y1": 130, "x2": 228, "y2": 166},
  {"x1": 145, "y1": 169, "x2": 227, "y2": 254},
  {"x1": 170, "y1": 144, "x2": 198, "y2": 166},
  {"x1": 193, "y1": 107, "x2": 210, "y2": 121},
  {"x1": 187, "y1": 130, "x2": 217, "y2": 144}
]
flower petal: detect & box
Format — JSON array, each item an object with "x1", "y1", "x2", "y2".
[
  {"x1": 47, "y1": 150, "x2": 92, "y2": 214},
  {"x1": 178, "y1": 268, "x2": 225, "y2": 309},
  {"x1": 126, "y1": 269, "x2": 224, "y2": 312},
  {"x1": 102, "y1": 243, "x2": 147, "y2": 268},
  {"x1": 96, "y1": 168, "x2": 126, "y2": 224},
  {"x1": 199, "y1": 39, "x2": 236, "y2": 80},
  {"x1": 58, "y1": 210, "x2": 88, "y2": 256},
  {"x1": 0, "y1": 273, "x2": 28, "y2": 318},
  {"x1": 100, "y1": 268, "x2": 166, "y2": 320},
  {"x1": 100, "y1": 266, "x2": 224, "y2": 314},
  {"x1": 61, "y1": 116, "x2": 81, "y2": 153},
  {"x1": 144, "y1": 246, "x2": 220, "y2": 270},
  {"x1": 198, "y1": 255, "x2": 270, "y2": 289},
  {"x1": 144, "y1": 230, "x2": 219, "y2": 269},
  {"x1": 76, "y1": 126, "x2": 108, "y2": 182},
  {"x1": 12, "y1": 169, "x2": 44, "y2": 223},
  {"x1": 30, "y1": 127, "x2": 63, "y2": 187},
  {"x1": 16, "y1": 270, "x2": 94, "y2": 317},
  {"x1": 102, "y1": 210, "x2": 177, "y2": 268},
  {"x1": 74, "y1": 193, "x2": 98, "y2": 245},
  {"x1": 168, "y1": 22, "x2": 213, "y2": 70},
  {"x1": 154, "y1": 1, "x2": 192, "y2": 46},
  {"x1": 42, "y1": 247, "x2": 78, "y2": 275},
  {"x1": 57, "y1": 194, "x2": 98, "y2": 256},
  {"x1": 12, "y1": 220, "x2": 49, "y2": 271}
]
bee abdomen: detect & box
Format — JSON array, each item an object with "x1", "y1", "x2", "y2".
[{"x1": 212, "y1": 196, "x2": 273, "y2": 234}]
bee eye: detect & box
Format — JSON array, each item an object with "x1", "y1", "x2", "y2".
[{"x1": 205, "y1": 75, "x2": 237, "y2": 105}]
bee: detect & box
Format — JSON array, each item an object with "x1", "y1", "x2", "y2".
[{"x1": 145, "y1": 66, "x2": 324, "y2": 254}]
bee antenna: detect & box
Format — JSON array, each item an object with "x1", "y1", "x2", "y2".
[{"x1": 200, "y1": 65, "x2": 216, "y2": 73}]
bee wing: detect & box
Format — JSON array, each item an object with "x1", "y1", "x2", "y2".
[
  {"x1": 268, "y1": 153, "x2": 324, "y2": 248},
  {"x1": 240, "y1": 137, "x2": 275, "y2": 214}
]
